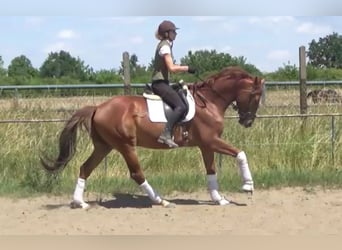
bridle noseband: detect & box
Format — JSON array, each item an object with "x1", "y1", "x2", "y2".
[{"x1": 238, "y1": 86, "x2": 258, "y2": 117}]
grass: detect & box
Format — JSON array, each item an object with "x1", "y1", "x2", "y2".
[{"x1": 0, "y1": 92, "x2": 342, "y2": 198}]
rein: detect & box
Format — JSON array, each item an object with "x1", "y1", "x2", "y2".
[
  {"x1": 191, "y1": 73, "x2": 258, "y2": 118},
  {"x1": 194, "y1": 75, "x2": 237, "y2": 112},
  {"x1": 191, "y1": 82, "x2": 207, "y2": 108},
  {"x1": 192, "y1": 74, "x2": 232, "y2": 109},
  {"x1": 188, "y1": 73, "x2": 206, "y2": 108}
]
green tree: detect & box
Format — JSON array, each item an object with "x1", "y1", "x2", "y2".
[
  {"x1": 180, "y1": 50, "x2": 233, "y2": 74},
  {"x1": 94, "y1": 69, "x2": 122, "y2": 84},
  {"x1": 119, "y1": 53, "x2": 151, "y2": 82},
  {"x1": 307, "y1": 65, "x2": 342, "y2": 80},
  {"x1": 40, "y1": 50, "x2": 91, "y2": 80},
  {"x1": 180, "y1": 50, "x2": 262, "y2": 76},
  {"x1": 265, "y1": 62, "x2": 298, "y2": 81},
  {"x1": 119, "y1": 53, "x2": 149, "y2": 78},
  {"x1": 7, "y1": 55, "x2": 38, "y2": 78},
  {"x1": 230, "y1": 56, "x2": 262, "y2": 75},
  {"x1": 147, "y1": 57, "x2": 155, "y2": 72},
  {"x1": 307, "y1": 32, "x2": 342, "y2": 69},
  {"x1": 0, "y1": 55, "x2": 6, "y2": 77}
]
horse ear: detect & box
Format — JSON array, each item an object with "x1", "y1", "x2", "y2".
[
  {"x1": 255, "y1": 77, "x2": 265, "y2": 86},
  {"x1": 253, "y1": 77, "x2": 258, "y2": 85},
  {"x1": 254, "y1": 76, "x2": 260, "y2": 87}
]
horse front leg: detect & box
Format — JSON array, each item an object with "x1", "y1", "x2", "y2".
[
  {"x1": 210, "y1": 138, "x2": 254, "y2": 193},
  {"x1": 236, "y1": 151, "x2": 254, "y2": 193},
  {"x1": 200, "y1": 148, "x2": 230, "y2": 205}
]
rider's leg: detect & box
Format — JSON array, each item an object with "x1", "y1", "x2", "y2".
[
  {"x1": 152, "y1": 82, "x2": 186, "y2": 148},
  {"x1": 157, "y1": 109, "x2": 182, "y2": 147}
]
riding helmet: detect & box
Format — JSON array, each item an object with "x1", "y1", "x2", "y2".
[{"x1": 158, "y1": 20, "x2": 179, "y2": 36}]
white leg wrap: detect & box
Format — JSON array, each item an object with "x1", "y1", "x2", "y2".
[
  {"x1": 72, "y1": 178, "x2": 89, "y2": 209},
  {"x1": 237, "y1": 151, "x2": 254, "y2": 192},
  {"x1": 237, "y1": 151, "x2": 253, "y2": 182},
  {"x1": 140, "y1": 180, "x2": 162, "y2": 204},
  {"x1": 73, "y1": 178, "x2": 86, "y2": 202},
  {"x1": 207, "y1": 174, "x2": 230, "y2": 205}
]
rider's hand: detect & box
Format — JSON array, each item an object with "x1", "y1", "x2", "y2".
[{"x1": 188, "y1": 66, "x2": 197, "y2": 74}]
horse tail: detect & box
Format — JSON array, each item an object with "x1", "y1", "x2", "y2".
[{"x1": 40, "y1": 106, "x2": 97, "y2": 173}]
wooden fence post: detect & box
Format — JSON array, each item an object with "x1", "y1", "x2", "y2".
[
  {"x1": 299, "y1": 46, "x2": 307, "y2": 114},
  {"x1": 261, "y1": 83, "x2": 266, "y2": 106},
  {"x1": 122, "y1": 51, "x2": 131, "y2": 95}
]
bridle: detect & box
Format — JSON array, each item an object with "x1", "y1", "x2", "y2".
[
  {"x1": 191, "y1": 74, "x2": 260, "y2": 124},
  {"x1": 238, "y1": 83, "x2": 258, "y2": 118}
]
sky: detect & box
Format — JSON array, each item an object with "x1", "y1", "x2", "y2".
[{"x1": 1, "y1": 1, "x2": 342, "y2": 73}]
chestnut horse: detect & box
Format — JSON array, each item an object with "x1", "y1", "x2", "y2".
[{"x1": 41, "y1": 66, "x2": 265, "y2": 208}]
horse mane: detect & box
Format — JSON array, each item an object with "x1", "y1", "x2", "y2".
[
  {"x1": 188, "y1": 67, "x2": 255, "y2": 108},
  {"x1": 205, "y1": 66, "x2": 253, "y2": 84},
  {"x1": 189, "y1": 67, "x2": 253, "y2": 90}
]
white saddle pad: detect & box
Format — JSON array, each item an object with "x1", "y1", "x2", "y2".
[{"x1": 145, "y1": 92, "x2": 195, "y2": 123}]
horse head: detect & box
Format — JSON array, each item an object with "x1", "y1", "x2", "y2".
[
  {"x1": 235, "y1": 76, "x2": 265, "y2": 128},
  {"x1": 208, "y1": 67, "x2": 265, "y2": 128},
  {"x1": 195, "y1": 67, "x2": 265, "y2": 128}
]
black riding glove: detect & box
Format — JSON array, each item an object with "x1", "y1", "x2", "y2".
[{"x1": 188, "y1": 66, "x2": 197, "y2": 74}]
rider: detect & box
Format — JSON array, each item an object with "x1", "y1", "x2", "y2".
[{"x1": 151, "y1": 20, "x2": 196, "y2": 148}]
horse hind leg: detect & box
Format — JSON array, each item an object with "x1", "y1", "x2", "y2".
[
  {"x1": 71, "y1": 142, "x2": 111, "y2": 209},
  {"x1": 119, "y1": 145, "x2": 175, "y2": 208}
]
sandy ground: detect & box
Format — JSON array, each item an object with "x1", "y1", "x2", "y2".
[{"x1": 1, "y1": 187, "x2": 342, "y2": 235}]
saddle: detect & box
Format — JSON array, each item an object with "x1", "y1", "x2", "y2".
[{"x1": 142, "y1": 83, "x2": 195, "y2": 123}]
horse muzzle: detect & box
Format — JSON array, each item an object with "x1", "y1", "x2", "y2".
[{"x1": 239, "y1": 112, "x2": 256, "y2": 128}]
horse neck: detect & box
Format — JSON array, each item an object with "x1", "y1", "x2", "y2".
[{"x1": 191, "y1": 81, "x2": 235, "y2": 114}]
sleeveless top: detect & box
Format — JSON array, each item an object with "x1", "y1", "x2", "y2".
[{"x1": 151, "y1": 40, "x2": 174, "y2": 82}]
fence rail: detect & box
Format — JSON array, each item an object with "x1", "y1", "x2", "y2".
[
  {"x1": 0, "y1": 83, "x2": 146, "y2": 91},
  {"x1": 266, "y1": 80, "x2": 342, "y2": 86},
  {"x1": 1, "y1": 113, "x2": 341, "y2": 164},
  {"x1": 1, "y1": 80, "x2": 342, "y2": 91}
]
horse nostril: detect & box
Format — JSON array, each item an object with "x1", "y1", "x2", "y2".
[{"x1": 245, "y1": 120, "x2": 253, "y2": 128}]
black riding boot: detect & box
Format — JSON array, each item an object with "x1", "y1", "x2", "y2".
[{"x1": 157, "y1": 112, "x2": 180, "y2": 148}]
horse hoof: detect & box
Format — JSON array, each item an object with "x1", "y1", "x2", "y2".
[
  {"x1": 244, "y1": 190, "x2": 253, "y2": 196},
  {"x1": 215, "y1": 198, "x2": 230, "y2": 206},
  {"x1": 242, "y1": 181, "x2": 254, "y2": 193},
  {"x1": 160, "y1": 199, "x2": 176, "y2": 208},
  {"x1": 70, "y1": 200, "x2": 90, "y2": 209}
]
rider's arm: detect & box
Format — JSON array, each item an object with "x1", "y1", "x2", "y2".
[{"x1": 163, "y1": 53, "x2": 189, "y2": 73}]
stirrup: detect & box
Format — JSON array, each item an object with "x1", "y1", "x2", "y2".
[{"x1": 157, "y1": 135, "x2": 179, "y2": 148}]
